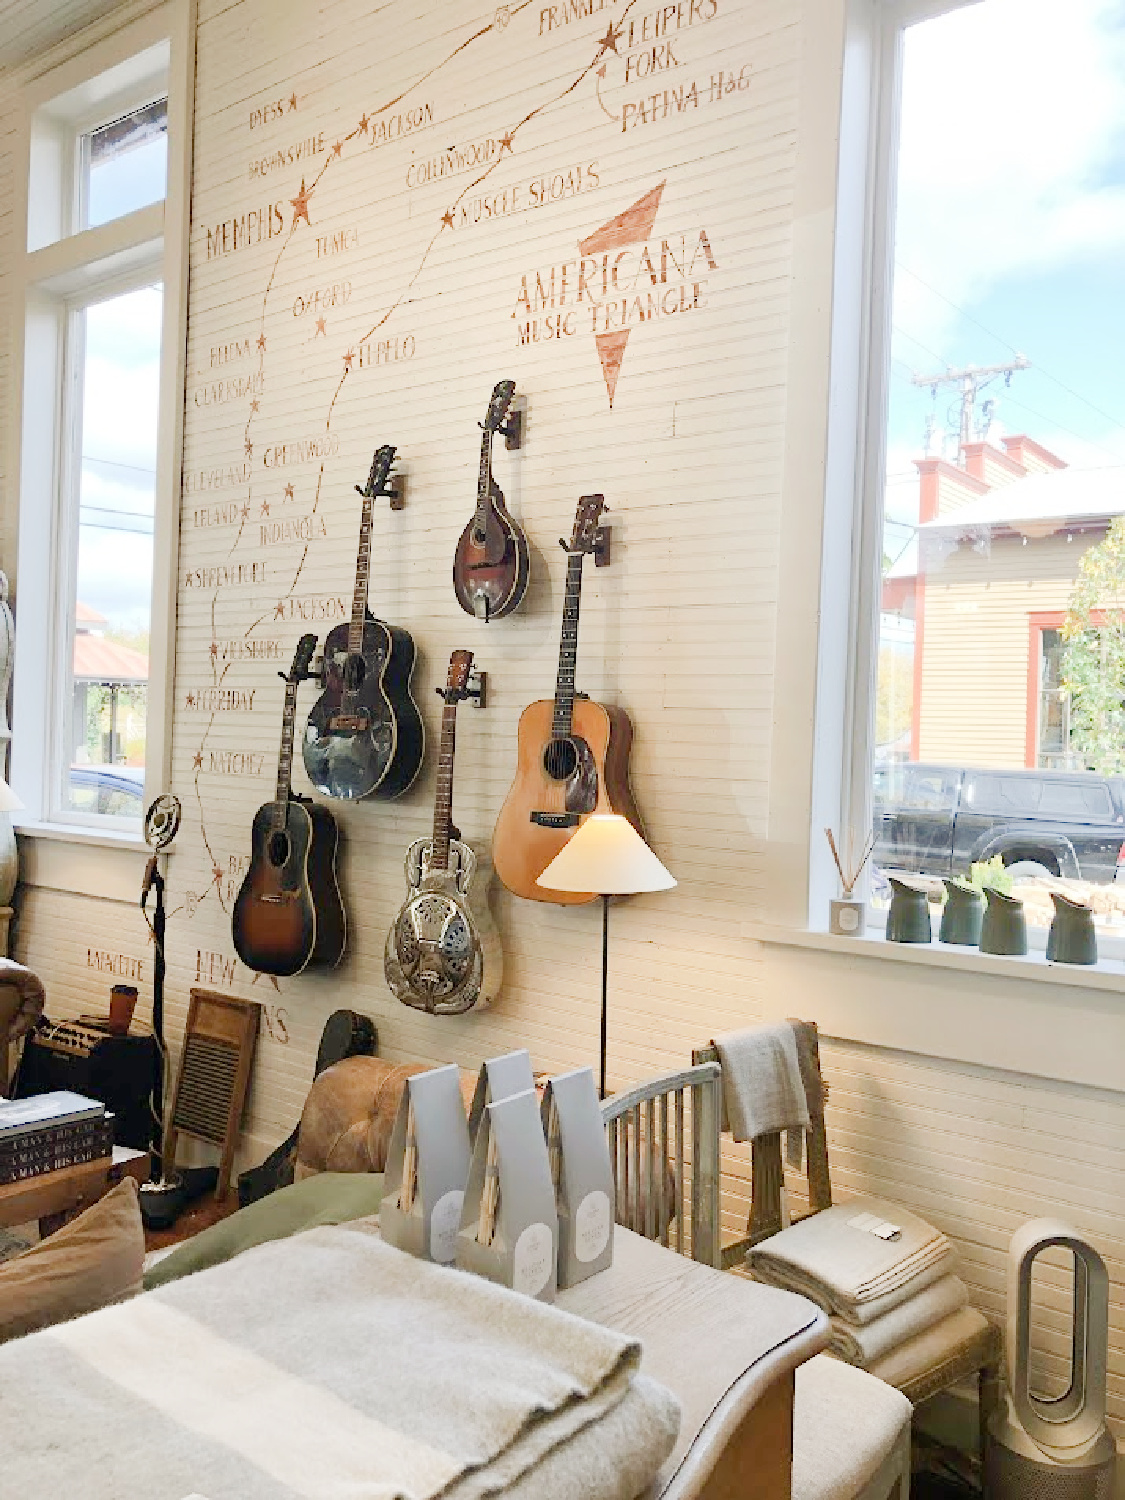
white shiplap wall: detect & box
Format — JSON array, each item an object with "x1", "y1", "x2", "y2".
[{"x1": 3, "y1": 0, "x2": 1125, "y2": 1450}]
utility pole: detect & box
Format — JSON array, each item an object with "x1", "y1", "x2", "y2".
[{"x1": 911, "y1": 357, "x2": 1030, "y2": 456}]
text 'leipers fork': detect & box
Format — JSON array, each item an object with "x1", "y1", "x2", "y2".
[
  {"x1": 303, "y1": 443, "x2": 424, "y2": 800},
  {"x1": 385, "y1": 649, "x2": 502, "y2": 1014},
  {"x1": 452, "y1": 379, "x2": 530, "y2": 622},
  {"x1": 233, "y1": 635, "x2": 346, "y2": 977},
  {"x1": 492, "y1": 495, "x2": 642, "y2": 904}
]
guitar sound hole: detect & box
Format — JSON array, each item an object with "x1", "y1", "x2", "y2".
[
  {"x1": 267, "y1": 830, "x2": 291, "y2": 867},
  {"x1": 543, "y1": 738, "x2": 578, "y2": 781},
  {"x1": 343, "y1": 654, "x2": 367, "y2": 691}
]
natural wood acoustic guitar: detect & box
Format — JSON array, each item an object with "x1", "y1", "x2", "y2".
[{"x1": 492, "y1": 493, "x2": 641, "y2": 904}]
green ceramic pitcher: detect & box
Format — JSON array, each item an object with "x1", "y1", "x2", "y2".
[
  {"x1": 1046, "y1": 892, "x2": 1097, "y2": 966},
  {"x1": 886, "y1": 876, "x2": 932, "y2": 943},
  {"x1": 979, "y1": 886, "x2": 1027, "y2": 956},
  {"x1": 939, "y1": 879, "x2": 984, "y2": 946}
]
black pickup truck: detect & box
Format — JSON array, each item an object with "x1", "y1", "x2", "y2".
[{"x1": 873, "y1": 763, "x2": 1125, "y2": 884}]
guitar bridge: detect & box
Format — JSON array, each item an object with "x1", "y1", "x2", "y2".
[
  {"x1": 327, "y1": 713, "x2": 371, "y2": 733},
  {"x1": 530, "y1": 811, "x2": 580, "y2": 828}
]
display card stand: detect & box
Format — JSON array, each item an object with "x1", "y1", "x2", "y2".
[
  {"x1": 380, "y1": 1064, "x2": 471, "y2": 1265},
  {"x1": 542, "y1": 1066, "x2": 615, "y2": 1288},
  {"x1": 456, "y1": 1088, "x2": 558, "y2": 1303},
  {"x1": 468, "y1": 1049, "x2": 535, "y2": 1143}
]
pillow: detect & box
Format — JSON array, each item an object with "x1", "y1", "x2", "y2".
[
  {"x1": 143, "y1": 1170, "x2": 386, "y2": 1290},
  {"x1": 0, "y1": 1176, "x2": 144, "y2": 1343},
  {"x1": 295, "y1": 1057, "x2": 476, "y2": 1178}
]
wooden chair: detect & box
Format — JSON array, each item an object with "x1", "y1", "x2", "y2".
[
  {"x1": 694, "y1": 1024, "x2": 1002, "y2": 1472},
  {"x1": 601, "y1": 1061, "x2": 722, "y2": 1267},
  {"x1": 602, "y1": 1063, "x2": 913, "y2": 1500}
]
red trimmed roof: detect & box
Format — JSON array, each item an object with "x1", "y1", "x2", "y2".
[{"x1": 73, "y1": 634, "x2": 148, "y2": 683}]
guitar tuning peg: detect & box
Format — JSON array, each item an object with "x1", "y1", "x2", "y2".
[{"x1": 558, "y1": 538, "x2": 569, "y2": 550}]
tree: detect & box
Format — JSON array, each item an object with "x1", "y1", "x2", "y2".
[{"x1": 1061, "y1": 515, "x2": 1125, "y2": 773}]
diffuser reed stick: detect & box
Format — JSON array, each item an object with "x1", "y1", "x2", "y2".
[
  {"x1": 478, "y1": 1124, "x2": 500, "y2": 1246},
  {"x1": 825, "y1": 826, "x2": 875, "y2": 897}
]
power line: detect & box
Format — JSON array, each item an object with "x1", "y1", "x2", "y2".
[{"x1": 895, "y1": 261, "x2": 1125, "y2": 435}]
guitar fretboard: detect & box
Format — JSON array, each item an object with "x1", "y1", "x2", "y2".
[
  {"x1": 552, "y1": 552, "x2": 586, "y2": 739},
  {"x1": 273, "y1": 679, "x2": 299, "y2": 824},
  {"x1": 347, "y1": 488, "x2": 375, "y2": 663},
  {"x1": 431, "y1": 698, "x2": 459, "y2": 870},
  {"x1": 472, "y1": 429, "x2": 493, "y2": 537}
]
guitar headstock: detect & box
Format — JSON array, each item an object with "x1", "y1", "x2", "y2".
[
  {"x1": 568, "y1": 493, "x2": 607, "y2": 554},
  {"x1": 358, "y1": 443, "x2": 398, "y2": 499},
  {"x1": 483, "y1": 380, "x2": 516, "y2": 433},
  {"x1": 438, "y1": 648, "x2": 475, "y2": 703},
  {"x1": 286, "y1": 634, "x2": 318, "y2": 683}
]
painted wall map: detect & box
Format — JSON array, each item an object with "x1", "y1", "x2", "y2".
[{"x1": 163, "y1": 0, "x2": 798, "y2": 1152}]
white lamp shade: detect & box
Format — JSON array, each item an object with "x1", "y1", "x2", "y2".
[
  {"x1": 0, "y1": 776, "x2": 23, "y2": 813},
  {"x1": 536, "y1": 814, "x2": 676, "y2": 895}
]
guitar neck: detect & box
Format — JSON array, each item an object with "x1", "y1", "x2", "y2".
[
  {"x1": 431, "y1": 699, "x2": 459, "y2": 870},
  {"x1": 274, "y1": 679, "x2": 299, "y2": 819},
  {"x1": 473, "y1": 430, "x2": 494, "y2": 534},
  {"x1": 347, "y1": 488, "x2": 375, "y2": 656},
  {"x1": 552, "y1": 552, "x2": 586, "y2": 739}
]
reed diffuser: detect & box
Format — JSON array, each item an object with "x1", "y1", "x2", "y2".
[{"x1": 825, "y1": 826, "x2": 874, "y2": 936}]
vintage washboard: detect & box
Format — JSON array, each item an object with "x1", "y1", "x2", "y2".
[{"x1": 164, "y1": 989, "x2": 260, "y2": 1200}]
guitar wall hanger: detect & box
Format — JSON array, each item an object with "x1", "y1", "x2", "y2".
[
  {"x1": 435, "y1": 668, "x2": 487, "y2": 709},
  {"x1": 355, "y1": 472, "x2": 405, "y2": 510},
  {"x1": 559, "y1": 526, "x2": 610, "y2": 568},
  {"x1": 481, "y1": 401, "x2": 523, "y2": 450}
]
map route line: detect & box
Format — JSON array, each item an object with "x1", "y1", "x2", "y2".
[{"x1": 184, "y1": 0, "x2": 642, "y2": 964}]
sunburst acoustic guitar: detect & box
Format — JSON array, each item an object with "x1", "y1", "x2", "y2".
[{"x1": 492, "y1": 493, "x2": 641, "y2": 904}]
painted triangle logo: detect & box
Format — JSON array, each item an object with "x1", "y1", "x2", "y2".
[{"x1": 510, "y1": 180, "x2": 718, "y2": 408}]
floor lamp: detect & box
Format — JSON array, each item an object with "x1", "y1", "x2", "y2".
[{"x1": 537, "y1": 814, "x2": 675, "y2": 1099}]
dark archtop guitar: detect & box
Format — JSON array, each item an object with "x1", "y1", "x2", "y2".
[
  {"x1": 452, "y1": 380, "x2": 530, "y2": 622},
  {"x1": 303, "y1": 443, "x2": 424, "y2": 800},
  {"x1": 385, "y1": 649, "x2": 502, "y2": 1014},
  {"x1": 233, "y1": 635, "x2": 346, "y2": 976},
  {"x1": 492, "y1": 495, "x2": 641, "y2": 904}
]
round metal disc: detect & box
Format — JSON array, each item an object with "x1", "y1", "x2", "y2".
[{"x1": 144, "y1": 793, "x2": 182, "y2": 850}]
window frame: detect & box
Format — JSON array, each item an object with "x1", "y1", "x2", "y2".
[
  {"x1": 802, "y1": 0, "x2": 1125, "y2": 964},
  {"x1": 9, "y1": 1, "x2": 194, "y2": 845}
]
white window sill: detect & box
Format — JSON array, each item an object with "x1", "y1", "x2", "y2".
[
  {"x1": 13, "y1": 819, "x2": 147, "y2": 853},
  {"x1": 742, "y1": 922, "x2": 1125, "y2": 995}
]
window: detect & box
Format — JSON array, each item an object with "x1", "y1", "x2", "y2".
[
  {"x1": 11, "y1": 5, "x2": 191, "y2": 837},
  {"x1": 853, "y1": 0, "x2": 1125, "y2": 940}
]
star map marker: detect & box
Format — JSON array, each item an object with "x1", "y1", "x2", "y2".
[
  {"x1": 284, "y1": 483, "x2": 295, "y2": 500},
  {"x1": 315, "y1": 316, "x2": 327, "y2": 336},
  {"x1": 193, "y1": 751, "x2": 203, "y2": 770},
  {"x1": 290, "y1": 178, "x2": 313, "y2": 227},
  {"x1": 499, "y1": 131, "x2": 514, "y2": 152},
  {"x1": 260, "y1": 500, "x2": 270, "y2": 518},
  {"x1": 441, "y1": 209, "x2": 455, "y2": 229},
  {"x1": 597, "y1": 21, "x2": 622, "y2": 54}
]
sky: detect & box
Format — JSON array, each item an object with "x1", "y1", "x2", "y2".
[
  {"x1": 884, "y1": 0, "x2": 1125, "y2": 561},
  {"x1": 75, "y1": 131, "x2": 167, "y2": 637}
]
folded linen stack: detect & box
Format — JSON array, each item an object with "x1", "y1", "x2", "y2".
[{"x1": 747, "y1": 1194, "x2": 971, "y2": 1370}]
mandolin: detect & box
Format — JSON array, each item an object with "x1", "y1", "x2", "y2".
[
  {"x1": 385, "y1": 649, "x2": 502, "y2": 1014},
  {"x1": 452, "y1": 380, "x2": 530, "y2": 622},
  {"x1": 303, "y1": 443, "x2": 424, "y2": 800},
  {"x1": 493, "y1": 494, "x2": 641, "y2": 904},
  {"x1": 233, "y1": 635, "x2": 346, "y2": 976}
]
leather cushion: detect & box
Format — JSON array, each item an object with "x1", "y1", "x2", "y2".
[
  {"x1": 0, "y1": 1176, "x2": 144, "y2": 1343},
  {"x1": 295, "y1": 1056, "x2": 475, "y2": 1178}
]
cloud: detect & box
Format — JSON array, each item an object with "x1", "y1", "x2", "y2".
[{"x1": 891, "y1": 0, "x2": 1125, "y2": 361}]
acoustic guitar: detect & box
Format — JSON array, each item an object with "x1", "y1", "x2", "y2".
[
  {"x1": 492, "y1": 494, "x2": 641, "y2": 904},
  {"x1": 303, "y1": 443, "x2": 424, "y2": 800},
  {"x1": 233, "y1": 635, "x2": 347, "y2": 976},
  {"x1": 452, "y1": 380, "x2": 530, "y2": 622},
  {"x1": 385, "y1": 649, "x2": 502, "y2": 1014}
]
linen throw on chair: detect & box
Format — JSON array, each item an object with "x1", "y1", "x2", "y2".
[{"x1": 0, "y1": 1220, "x2": 680, "y2": 1500}]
